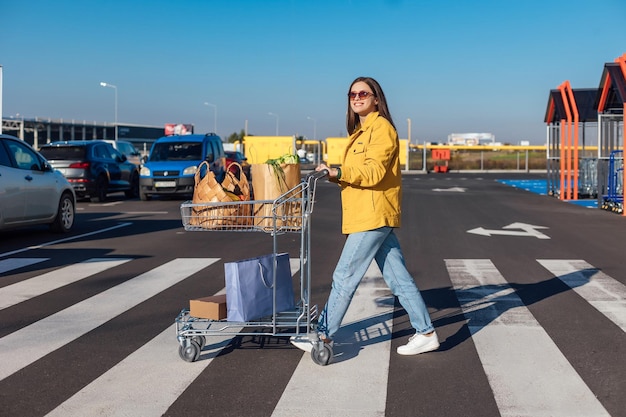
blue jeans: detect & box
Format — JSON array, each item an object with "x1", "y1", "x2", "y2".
[{"x1": 317, "y1": 227, "x2": 434, "y2": 339}]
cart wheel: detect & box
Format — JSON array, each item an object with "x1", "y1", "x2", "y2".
[
  {"x1": 192, "y1": 335, "x2": 206, "y2": 349},
  {"x1": 179, "y1": 340, "x2": 201, "y2": 362},
  {"x1": 311, "y1": 343, "x2": 333, "y2": 366}
]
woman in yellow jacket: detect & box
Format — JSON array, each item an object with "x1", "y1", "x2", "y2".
[{"x1": 297, "y1": 77, "x2": 439, "y2": 356}]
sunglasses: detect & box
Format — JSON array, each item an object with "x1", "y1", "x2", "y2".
[{"x1": 348, "y1": 91, "x2": 375, "y2": 100}]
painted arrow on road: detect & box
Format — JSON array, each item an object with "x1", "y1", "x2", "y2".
[
  {"x1": 467, "y1": 222, "x2": 550, "y2": 239},
  {"x1": 432, "y1": 187, "x2": 467, "y2": 192}
]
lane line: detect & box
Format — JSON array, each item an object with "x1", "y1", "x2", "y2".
[
  {"x1": 272, "y1": 262, "x2": 394, "y2": 417},
  {"x1": 0, "y1": 258, "x2": 218, "y2": 382},
  {"x1": 446, "y1": 259, "x2": 609, "y2": 417},
  {"x1": 0, "y1": 258, "x2": 132, "y2": 310},
  {"x1": 0, "y1": 222, "x2": 132, "y2": 258},
  {"x1": 46, "y1": 324, "x2": 240, "y2": 417},
  {"x1": 0, "y1": 257, "x2": 49, "y2": 275},
  {"x1": 537, "y1": 259, "x2": 626, "y2": 332},
  {"x1": 46, "y1": 258, "x2": 302, "y2": 417}
]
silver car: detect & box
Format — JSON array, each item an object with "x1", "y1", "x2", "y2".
[{"x1": 0, "y1": 134, "x2": 76, "y2": 232}]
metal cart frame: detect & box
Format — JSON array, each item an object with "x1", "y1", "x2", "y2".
[
  {"x1": 175, "y1": 170, "x2": 332, "y2": 365},
  {"x1": 600, "y1": 150, "x2": 624, "y2": 213}
]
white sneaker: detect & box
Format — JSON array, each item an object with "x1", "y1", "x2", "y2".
[
  {"x1": 397, "y1": 332, "x2": 440, "y2": 355},
  {"x1": 290, "y1": 335, "x2": 313, "y2": 352},
  {"x1": 290, "y1": 334, "x2": 333, "y2": 353}
]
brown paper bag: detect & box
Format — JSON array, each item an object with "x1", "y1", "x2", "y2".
[
  {"x1": 250, "y1": 163, "x2": 301, "y2": 199},
  {"x1": 250, "y1": 163, "x2": 302, "y2": 230}
]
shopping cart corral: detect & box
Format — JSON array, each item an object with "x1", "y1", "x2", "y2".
[
  {"x1": 600, "y1": 150, "x2": 624, "y2": 214},
  {"x1": 175, "y1": 169, "x2": 333, "y2": 365}
]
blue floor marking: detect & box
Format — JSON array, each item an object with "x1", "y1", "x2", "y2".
[{"x1": 497, "y1": 179, "x2": 598, "y2": 208}]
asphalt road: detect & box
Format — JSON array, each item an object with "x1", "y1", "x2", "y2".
[{"x1": 0, "y1": 172, "x2": 624, "y2": 417}]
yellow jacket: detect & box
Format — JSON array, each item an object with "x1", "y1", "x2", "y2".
[{"x1": 337, "y1": 112, "x2": 401, "y2": 234}]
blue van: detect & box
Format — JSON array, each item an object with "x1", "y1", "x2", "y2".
[{"x1": 139, "y1": 134, "x2": 226, "y2": 200}]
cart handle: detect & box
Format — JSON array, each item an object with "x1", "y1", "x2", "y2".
[{"x1": 306, "y1": 169, "x2": 329, "y2": 180}]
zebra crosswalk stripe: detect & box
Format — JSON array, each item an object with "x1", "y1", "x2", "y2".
[
  {"x1": 0, "y1": 257, "x2": 49, "y2": 275},
  {"x1": 0, "y1": 258, "x2": 219, "y2": 382},
  {"x1": 0, "y1": 258, "x2": 132, "y2": 310},
  {"x1": 538, "y1": 259, "x2": 626, "y2": 332},
  {"x1": 272, "y1": 261, "x2": 394, "y2": 417},
  {"x1": 46, "y1": 324, "x2": 241, "y2": 417},
  {"x1": 46, "y1": 258, "x2": 302, "y2": 417},
  {"x1": 446, "y1": 259, "x2": 610, "y2": 417}
]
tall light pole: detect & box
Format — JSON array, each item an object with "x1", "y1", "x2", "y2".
[
  {"x1": 407, "y1": 118, "x2": 412, "y2": 171},
  {"x1": 407, "y1": 118, "x2": 411, "y2": 143},
  {"x1": 268, "y1": 112, "x2": 279, "y2": 135},
  {"x1": 307, "y1": 116, "x2": 316, "y2": 139},
  {"x1": 0, "y1": 65, "x2": 3, "y2": 134},
  {"x1": 204, "y1": 102, "x2": 217, "y2": 135},
  {"x1": 100, "y1": 82, "x2": 118, "y2": 140}
]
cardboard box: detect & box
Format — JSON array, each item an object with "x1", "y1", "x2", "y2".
[{"x1": 189, "y1": 294, "x2": 227, "y2": 320}]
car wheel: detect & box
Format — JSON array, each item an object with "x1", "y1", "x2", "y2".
[
  {"x1": 140, "y1": 189, "x2": 151, "y2": 201},
  {"x1": 91, "y1": 176, "x2": 108, "y2": 202},
  {"x1": 50, "y1": 193, "x2": 75, "y2": 233},
  {"x1": 125, "y1": 173, "x2": 139, "y2": 198}
]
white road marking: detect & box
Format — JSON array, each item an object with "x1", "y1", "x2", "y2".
[
  {"x1": 467, "y1": 222, "x2": 550, "y2": 239},
  {"x1": 272, "y1": 262, "x2": 394, "y2": 417},
  {"x1": 0, "y1": 258, "x2": 218, "y2": 382},
  {"x1": 45, "y1": 324, "x2": 241, "y2": 417},
  {"x1": 432, "y1": 186, "x2": 467, "y2": 192},
  {"x1": 0, "y1": 258, "x2": 132, "y2": 310},
  {"x1": 0, "y1": 257, "x2": 48, "y2": 274},
  {"x1": 46, "y1": 258, "x2": 302, "y2": 417},
  {"x1": 0, "y1": 223, "x2": 132, "y2": 258},
  {"x1": 538, "y1": 259, "x2": 626, "y2": 332},
  {"x1": 446, "y1": 259, "x2": 609, "y2": 417}
]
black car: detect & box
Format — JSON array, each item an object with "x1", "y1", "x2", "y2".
[{"x1": 39, "y1": 140, "x2": 140, "y2": 202}]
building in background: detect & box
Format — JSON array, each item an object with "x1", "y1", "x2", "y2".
[{"x1": 447, "y1": 133, "x2": 496, "y2": 146}]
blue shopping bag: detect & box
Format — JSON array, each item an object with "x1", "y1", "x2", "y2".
[{"x1": 224, "y1": 253, "x2": 295, "y2": 322}]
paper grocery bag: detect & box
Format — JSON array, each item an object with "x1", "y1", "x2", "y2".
[
  {"x1": 251, "y1": 163, "x2": 302, "y2": 229},
  {"x1": 251, "y1": 163, "x2": 301, "y2": 199}
]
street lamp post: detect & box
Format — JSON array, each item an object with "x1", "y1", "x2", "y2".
[
  {"x1": 407, "y1": 118, "x2": 411, "y2": 143},
  {"x1": 99, "y1": 82, "x2": 118, "y2": 140},
  {"x1": 406, "y1": 118, "x2": 412, "y2": 171},
  {"x1": 307, "y1": 116, "x2": 316, "y2": 140},
  {"x1": 204, "y1": 102, "x2": 217, "y2": 135},
  {"x1": 0, "y1": 65, "x2": 3, "y2": 134},
  {"x1": 268, "y1": 112, "x2": 279, "y2": 135}
]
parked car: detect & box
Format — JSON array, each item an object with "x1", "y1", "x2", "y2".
[
  {"x1": 225, "y1": 150, "x2": 251, "y2": 179},
  {"x1": 139, "y1": 133, "x2": 226, "y2": 200},
  {"x1": 0, "y1": 134, "x2": 76, "y2": 232},
  {"x1": 39, "y1": 140, "x2": 140, "y2": 202},
  {"x1": 103, "y1": 139, "x2": 143, "y2": 166}
]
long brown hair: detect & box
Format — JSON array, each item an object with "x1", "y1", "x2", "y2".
[{"x1": 346, "y1": 76, "x2": 396, "y2": 135}]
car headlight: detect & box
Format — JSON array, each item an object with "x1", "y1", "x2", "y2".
[
  {"x1": 140, "y1": 166, "x2": 151, "y2": 176},
  {"x1": 183, "y1": 165, "x2": 198, "y2": 176}
]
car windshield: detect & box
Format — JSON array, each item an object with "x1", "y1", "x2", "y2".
[
  {"x1": 39, "y1": 146, "x2": 87, "y2": 160},
  {"x1": 150, "y1": 142, "x2": 202, "y2": 161}
]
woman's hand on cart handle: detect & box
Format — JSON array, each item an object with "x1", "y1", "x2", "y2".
[
  {"x1": 315, "y1": 164, "x2": 338, "y2": 178},
  {"x1": 307, "y1": 164, "x2": 330, "y2": 180}
]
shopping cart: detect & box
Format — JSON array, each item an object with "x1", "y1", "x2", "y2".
[
  {"x1": 601, "y1": 150, "x2": 624, "y2": 214},
  {"x1": 175, "y1": 169, "x2": 332, "y2": 365}
]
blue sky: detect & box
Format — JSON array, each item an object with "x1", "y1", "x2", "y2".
[{"x1": 1, "y1": 0, "x2": 624, "y2": 144}]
